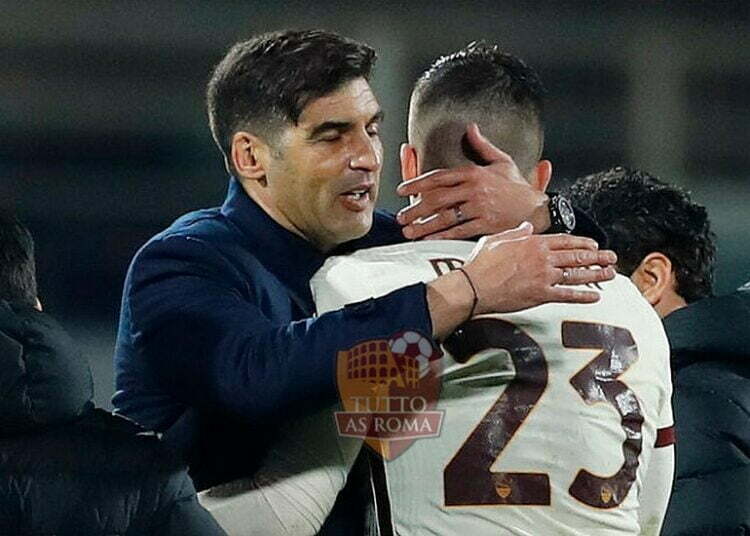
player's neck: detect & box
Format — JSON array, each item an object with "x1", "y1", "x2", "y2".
[{"x1": 655, "y1": 292, "x2": 687, "y2": 318}]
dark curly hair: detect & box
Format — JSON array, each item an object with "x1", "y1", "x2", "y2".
[
  {"x1": 207, "y1": 29, "x2": 376, "y2": 167},
  {"x1": 409, "y1": 42, "x2": 546, "y2": 175},
  {"x1": 0, "y1": 213, "x2": 37, "y2": 308},
  {"x1": 564, "y1": 167, "x2": 715, "y2": 302}
]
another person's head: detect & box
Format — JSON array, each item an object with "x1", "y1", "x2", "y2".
[
  {"x1": 565, "y1": 167, "x2": 715, "y2": 317},
  {"x1": 0, "y1": 213, "x2": 39, "y2": 309},
  {"x1": 207, "y1": 29, "x2": 382, "y2": 252},
  {"x1": 404, "y1": 42, "x2": 550, "y2": 190}
]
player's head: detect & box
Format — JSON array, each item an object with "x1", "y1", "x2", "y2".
[
  {"x1": 207, "y1": 30, "x2": 382, "y2": 252},
  {"x1": 0, "y1": 213, "x2": 39, "y2": 310},
  {"x1": 404, "y1": 42, "x2": 549, "y2": 190},
  {"x1": 565, "y1": 167, "x2": 716, "y2": 317}
]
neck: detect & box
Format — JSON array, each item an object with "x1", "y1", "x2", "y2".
[
  {"x1": 238, "y1": 178, "x2": 334, "y2": 253},
  {"x1": 655, "y1": 292, "x2": 688, "y2": 318}
]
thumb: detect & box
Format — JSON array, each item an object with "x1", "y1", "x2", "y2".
[
  {"x1": 493, "y1": 220, "x2": 534, "y2": 240},
  {"x1": 467, "y1": 222, "x2": 533, "y2": 262},
  {"x1": 465, "y1": 123, "x2": 513, "y2": 165}
]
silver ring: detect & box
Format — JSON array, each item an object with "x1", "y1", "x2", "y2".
[
  {"x1": 561, "y1": 269, "x2": 571, "y2": 283},
  {"x1": 453, "y1": 205, "x2": 465, "y2": 224}
]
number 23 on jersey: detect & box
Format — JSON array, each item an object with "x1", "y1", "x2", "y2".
[{"x1": 443, "y1": 318, "x2": 643, "y2": 509}]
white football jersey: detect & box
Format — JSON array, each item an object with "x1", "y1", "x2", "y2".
[{"x1": 311, "y1": 240, "x2": 674, "y2": 536}]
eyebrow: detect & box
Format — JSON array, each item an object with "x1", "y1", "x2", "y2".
[{"x1": 308, "y1": 110, "x2": 384, "y2": 139}]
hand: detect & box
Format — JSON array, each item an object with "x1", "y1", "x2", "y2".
[
  {"x1": 464, "y1": 222, "x2": 616, "y2": 315},
  {"x1": 397, "y1": 124, "x2": 550, "y2": 240},
  {"x1": 426, "y1": 222, "x2": 617, "y2": 339}
]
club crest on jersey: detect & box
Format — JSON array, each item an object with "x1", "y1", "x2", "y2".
[{"x1": 335, "y1": 330, "x2": 444, "y2": 460}]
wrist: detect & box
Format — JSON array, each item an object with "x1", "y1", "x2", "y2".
[
  {"x1": 529, "y1": 195, "x2": 551, "y2": 233},
  {"x1": 455, "y1": 268, "x2": 479, "y2": 321},
  {"x1": 426, "y1": 270, "x2": 475, "y2": 340}
]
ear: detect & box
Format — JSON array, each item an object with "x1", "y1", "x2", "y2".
[
  {"x1": 630, "y1": 252, "x2": 674, "y2": 307},
  {"x1": 400, "y1": 143, "x2": 419, "y2": 181},
  {"x1": 230, "y1": 131, "x2": 271, "y2": 182},
  {"x1": 531, "y1": 159, "x2": 552, "y2": 192}
]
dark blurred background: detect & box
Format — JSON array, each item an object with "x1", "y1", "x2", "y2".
[{"x1": 2, "y1": 1, "x2": 749, "y2": 408}]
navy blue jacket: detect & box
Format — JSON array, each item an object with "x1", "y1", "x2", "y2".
[
  {"x1": 661, "y1": 285, "x2": 750, "y2": 535},
  {"x1": 113, "y1": 178, "x2": 432, "y2": 492},
  {"x1": 113, "y1": 178, "x2": 605, "y2": 535}
]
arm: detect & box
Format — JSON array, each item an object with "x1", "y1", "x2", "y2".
[
  {"x1": 638, "y1": 397, "x2": 675, "y2": 536},
  {"x1": 123, "y1": 225, "x2": 615, "y2": 423},
  {"x1": 121, "y1": 233, "x2": 433, "y2": 425},
  {"x1": 638, "y1": 441, "x2": 674, "y2": 535},
  {"x1": 198, "y1": 408, "x2": 363, "y2": 536}
]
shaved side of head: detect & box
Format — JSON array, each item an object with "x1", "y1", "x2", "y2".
[{"x1": 409, "y1": 43, "x2": 545, "y2": 178}]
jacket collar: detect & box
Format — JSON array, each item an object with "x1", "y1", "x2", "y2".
[
  {"x1": 220, "y1": 177, "x2": 326, "y2": 313},
  {"x1": 663, "y1": 286, "x2": 750, "y2": 370}
]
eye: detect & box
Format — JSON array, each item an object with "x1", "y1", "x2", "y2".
[
  {"x1": 319, "y1": 132, "x2": 341, "y2": 142},
  {"x1": 366, "y1": 122, "x2": 380, "y2": 137}
]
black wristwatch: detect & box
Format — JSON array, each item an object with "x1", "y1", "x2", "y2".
[{"x1": 547, "y1": 194, "x2": 576, "y2": 234}]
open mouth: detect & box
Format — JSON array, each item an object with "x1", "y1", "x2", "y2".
[
  {"x1": 340, "y1": 184, "x2": 373, "y2": 201},
  {"x1": 342, "y1": 188, "x2": 369, "y2": 201},
  {"x1": 339, "y1": 184, "x2": 374, "y2": 211}
]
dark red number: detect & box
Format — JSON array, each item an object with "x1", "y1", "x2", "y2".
[
  {"x1": 562, "y1": 321, "x2": 643, "y2": 508},
  {"x1": 443, "y1": 318, "x2": 550, "y2": 506},
  {"x1": 442, "y1": 319, "x2": 643, "y2": 509}
]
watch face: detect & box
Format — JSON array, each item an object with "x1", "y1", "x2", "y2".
[{"x1": 558, "y1": 197, "x2": 576, "y2": 230}]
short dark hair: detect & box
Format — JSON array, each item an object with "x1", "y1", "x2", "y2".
[
  {"x1": 409, "y1": 42, "x2": 545, "y2": 176},
  {"x1": 564, "y1": 167, "x2": 716, "y2": 303},
  {"x1": 207, "y1": 29, "x2": 377, "y2": 165},
  {"x1": 0, "y1": 213, "x2": 37, "y2": 308}
]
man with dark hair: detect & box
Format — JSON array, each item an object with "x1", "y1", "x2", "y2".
[
  {"x1": 565, "y1": 167, "x2": 715, "y2": 310},
  {"x1": 409, "y1": 42, "x2": 545, "y2": 179},
  {"x1": 397, "y1": 42, "x2": 603, "y2": 243},
  {"x1": 113, "y1": 30, "x2": 616, "y2": 534},
  {"x1": 341, "y1": 43, "x2": 672, "y2": 535},
  {"x1": 0, "y1": 213, "x2": 226, "y2": 536},
  {"x1": 199, "y1": 43, "x2": 668, "y2": 535},
  {"x1": 565, "y1": 167, "x2": 750, "y2": 535}
]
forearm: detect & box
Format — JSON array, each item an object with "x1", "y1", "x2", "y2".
[
  {"x1": 135, "y1": 281, "x2": 433, "y2": 424},
  {"x1": 121, "y1": 235, "x2": 434, "y2": 425},
  {"x1": 638, "y1": 445, "x2": 674, "y2": 535},
  {"x1": 426, "y1": 270, "x2": 474, "y2": 340}
]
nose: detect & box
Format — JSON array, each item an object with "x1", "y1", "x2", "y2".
[{"x1": 349, "y1": 131, "x2": 381, "y2": 172}]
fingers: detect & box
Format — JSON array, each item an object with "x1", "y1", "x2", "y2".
[
  {"x1": 421, "y1": 219, "x2": 487, "y2": 241},
  {"x1": 551, "y1": 249, "x2": 618, "y2": 268},
  {"x1": 544, "y1": 233, "x2": 600, "y2": 251},
  {"x1": 465, "y1": 123, "x2": 514, "y2": 165},
  {"x1": 556, "y1": 266, "x2": 616, "y2": 286},
  {"x1": 546, "y1": 287, "x2": 602, "y2": 304},
  {"x1": 396, "y1": 166, "x2": 470, "y2": 198},
  {"x1": 397, "y1": 186, "x2": 468, "y2": 226},
  {"x1": 403, "y1": 209, "x2": 471, "y2": 240}
]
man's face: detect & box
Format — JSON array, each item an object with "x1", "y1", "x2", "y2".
[{"x1": 263, "y1": 78, "x2": 383, "y2": 251}]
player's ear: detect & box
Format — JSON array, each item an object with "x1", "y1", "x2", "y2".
[
  {"x1": 630, "y1": 252, "x2": 674, "y2": 308},
  {"x1": 400, "y1": 143, "x2": 419, "y2": 181},
  {"x1": 231, "y1": 131, "x2": 271, "y2": 183},
  {"x1": 531, "y1": 160, "x2": 552, "y2": 192}
]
